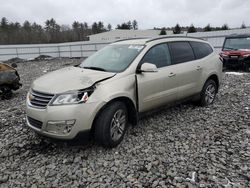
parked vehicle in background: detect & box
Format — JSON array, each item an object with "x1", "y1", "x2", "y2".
[
  {"x1": 0, "y1": 62, "x2": 22, "y2": 99},
  {"x1": 220, "y1": 34, "x2": 250, "y2": 71},
  {"x1": 26, "y1": 36, "x2": 222, "y2": 148}
]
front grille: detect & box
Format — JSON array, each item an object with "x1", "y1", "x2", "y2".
[
  {"x1": 27, "y1": 116, "x2": 43, "y2": 129},
  {"x1": 29, "y1": 90, "x2": 54, "y2": 108}
]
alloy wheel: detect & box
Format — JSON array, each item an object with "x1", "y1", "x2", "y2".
[
  {"x1": 110, "y1": 109, "x2": 126, "y2": 141},
  {"x1": 204, "y1": 84, "x2": 216, "y2": 104}
]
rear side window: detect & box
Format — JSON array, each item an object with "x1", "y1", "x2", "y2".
[
  {"x1": 141, "y1": 43, "x2": 171, "y2": 68},
  {"x1": 190, "y1": 41, "x2": 213, "y2": 59},
  {"x1": 168, "y1": 42, "x2": 195, "y2": 64}
]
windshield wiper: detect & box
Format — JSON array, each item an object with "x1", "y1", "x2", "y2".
[{"x1": 83, "y1": 66, "x2": 107, "y2": 72}]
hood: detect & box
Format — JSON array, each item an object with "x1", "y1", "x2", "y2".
[
  {"x1": 221, "y1": 49, "x2": 250, "y2": 56},
  {"x1": 32, "y1": 66, "x2": 116, "y2": 94}
]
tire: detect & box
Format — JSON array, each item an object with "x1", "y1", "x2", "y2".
[
  {"x1": 94, "y1": 101, "x2": 128, "y2": 148},
  {"x1": 199, "y1": 79, "x2": 217, "y2": 107}
]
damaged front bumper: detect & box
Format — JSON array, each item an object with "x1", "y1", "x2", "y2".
[{"x1": 26, "y1": 96, "x2": 105, "y2": 140}]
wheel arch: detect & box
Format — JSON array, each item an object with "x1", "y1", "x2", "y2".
[
  {"x1": 204, "y1": 74, "x2": 219, "y2": 92},
  {"x1": 90, "y1": 96, "x2": 138, "y2": 134}
]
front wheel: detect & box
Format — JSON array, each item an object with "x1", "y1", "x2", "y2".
[
  {"x1": 94, "y1": 101, "x2": 128, "y2": 148},
  {"x1": 199, "y1": 80, "x2": 217, "y2": 106}
]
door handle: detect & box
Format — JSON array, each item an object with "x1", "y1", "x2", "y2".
[
  {"x1": 168, "y1": 72, "x2": 176, "y2": 77},
  {"x1": 196, "y1": 66, "x2": 202, "y2": 71}
]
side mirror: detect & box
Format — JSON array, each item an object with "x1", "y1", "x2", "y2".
[{"x1": 139, "y1": 62, "x2": 158, "y2": 73}]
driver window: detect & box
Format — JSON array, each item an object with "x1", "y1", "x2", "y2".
[{"x1": 141, "y1": 43, "x2": 171, "y2": 68}]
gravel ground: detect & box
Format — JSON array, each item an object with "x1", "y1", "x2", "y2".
[{"x1": 0, "y1": 59, "x2": 249, "y2": 188}]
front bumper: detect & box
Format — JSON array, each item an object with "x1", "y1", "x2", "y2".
[
  {"x1": 26, "y1": 100, "x2": 105, "y2": 140},
  {"x1": 222, "y1": 56, "x2": 250, "y2": 68}
]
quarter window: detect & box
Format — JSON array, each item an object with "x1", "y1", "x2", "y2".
[
  {"x1": 190, "y1": 41, "x2": 213, "y2": 59},
  {"x1": 141, "y1": 43, "x2": 171, "y2": 68},
  {"x1": 168, "y1": 42, "x2": 195, "y2": 64}
]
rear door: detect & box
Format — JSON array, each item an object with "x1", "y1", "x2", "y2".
[
  {"x1": 168, "y1": 41, "x2": 202, "y2": 99},
  {"x1": 136, "y1": 43, "x2": 179, "y2": 112}
]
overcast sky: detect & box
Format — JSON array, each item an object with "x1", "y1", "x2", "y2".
[{"x1": 1, "y1": 0, "x2": 249, "y2": 29}]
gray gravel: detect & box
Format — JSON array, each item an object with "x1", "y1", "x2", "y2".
[{"x1": 0, "y1": 59, "x2": 249, "y2": 188}]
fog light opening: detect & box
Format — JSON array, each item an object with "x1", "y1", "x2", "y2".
[{"x1": 46, "y1": 119, "x2": 75, "y2": 134}]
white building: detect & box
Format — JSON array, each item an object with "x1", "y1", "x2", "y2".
[{"x1": 88, "y1": 29, "x2": 173, "y2": 42}]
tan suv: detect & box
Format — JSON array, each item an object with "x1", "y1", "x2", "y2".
[{"x1": 26, "y1": 36, "x2": 222, "y2": 147}]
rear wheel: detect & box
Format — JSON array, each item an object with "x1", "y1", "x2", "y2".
[
  {"x1": 94, "y1": 101, "x2": 128, "y2": 148},
  {"x1": 199, "y1": 80, "x2": 217, "y2": 106}
]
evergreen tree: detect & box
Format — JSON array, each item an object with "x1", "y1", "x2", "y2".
[
  {"x1": 97, "y1": 21, "x2": 105, "y2": 33},
  {"x1": 0, "y1": 17, "x2": 9, "y2": 31},
  {"x1": 173, "y1": 23, "x2": 181, "y2": 34},
  {"x1": 221, "y1": 24, "x2": 229, "y2": 30},
  {"x1": 187, "y1": 24, "x2": 197, "y2": 33},
  {"x1": 127, "y1": 21, "x2": 132, "y2": 29},
  {"x1": 91, "y1": 22, "x2": 98, "y2": 34},
  {"x1": 107, "y1": 23, "x2": 112, "y2": 31},
  {"x1": 132, "y1": 20, "x2": 138, "y2": 30},
  {"x1": 159, "y1": 27, "x2": 166, "y2": 35},
  {"x1": 204, "y1": 24, "x2": 212, "y2": 32},
  {"x1": 45, "y1": 18, "x2": 61, "y2": 43},
  {"x1": 72, "y1": 21, "x2": 80, "y2": 41},
  {"x1": 241, "y1": 22, "x2": 246, "y2": 29}
]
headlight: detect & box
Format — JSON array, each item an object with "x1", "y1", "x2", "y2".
[{"x1": 51, "y1": 88, "x2": 94, "y2": 105}]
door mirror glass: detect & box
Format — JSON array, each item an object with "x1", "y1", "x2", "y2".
[{"x1": 139, "y1": 62, "x2": 158, "y2": 73}]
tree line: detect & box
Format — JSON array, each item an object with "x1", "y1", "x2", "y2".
[
  {"x1": 159, "y1": 22, "x2": 247, "y2": 35},
  {"x1": 0, "y1": 17, "x2": 248, "y2": 44},
  {"x1": 0, "y1": 17, "x2": 138, "y2": 45}
]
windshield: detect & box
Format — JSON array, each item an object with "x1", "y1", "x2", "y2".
[
  {"x1": 223, "y1": 37, "x2": 250, "y2": 50},
  {"x1": 80, "y1": 44, "x2": 144, "y2": 72}
]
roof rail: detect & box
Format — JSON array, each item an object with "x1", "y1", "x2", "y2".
[
  {"x1": 146, "y1": 35, "x2": 205, "y2": 43},
  {"x1": 114, "y1": 37, "x2": 149, "y2": 43}
]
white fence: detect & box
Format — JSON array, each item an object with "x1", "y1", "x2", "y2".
[
  {"x1": 0, "y1": 28, "x2": 250, "y2": 61},
  {"x1": 0, "y1": 41, "x2": 109, "y2": 61}
]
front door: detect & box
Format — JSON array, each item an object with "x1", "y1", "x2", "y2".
[{"x1": 136, "y1": 43, "x2": 179, "y2": 112}]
